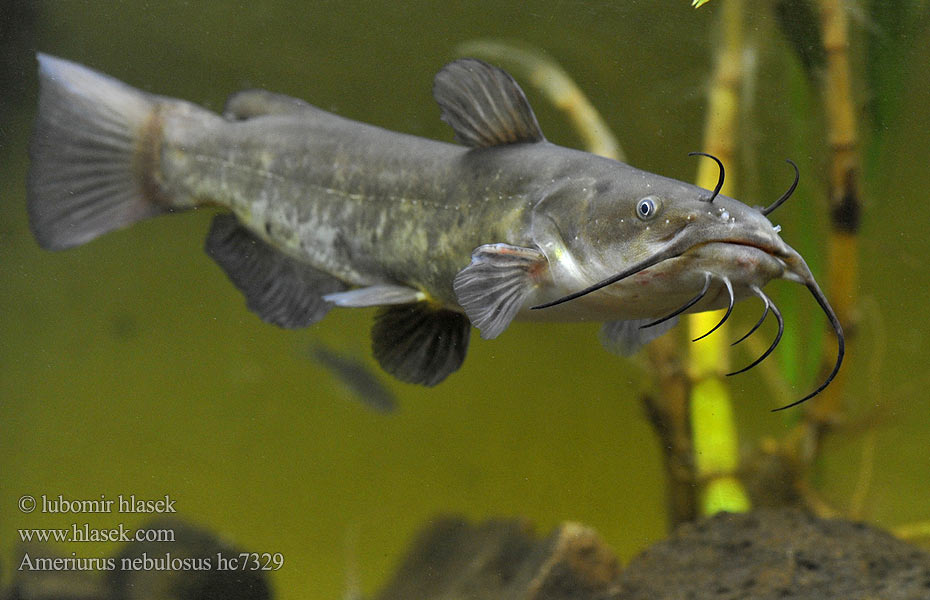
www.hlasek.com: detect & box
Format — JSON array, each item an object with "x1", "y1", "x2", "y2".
[{"x1": 19, "y1": 523, "x2": 176, "y2": 544}]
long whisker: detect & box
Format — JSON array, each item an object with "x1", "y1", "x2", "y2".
[
  {"x1": 760, "y1": 159, "x2": 799, "y2": 216},
  {"x1": 727, "y1": 286, "x2": 782, "y2": 376},
  {"x1": 692, "y1": 276, "x2": 734, "y2": 342},
  {"x1": 771, "y1": 280, "x2": 845, "y2": 412},
  {"x1": 531, "y1": 227, "x2": 693, "y2": 310},
  {"x1": 530, "y1": 253, "x2": 668, "y2": 310},
  {"x1": 689, "y1": 151, "x2": 724, "y2": 204},
  {"x1": 731, "y1": 291, "x2": 770, "y2": 346},
  {"x1": 640, "y1": 272, "x2": 711, "y2": 329}
]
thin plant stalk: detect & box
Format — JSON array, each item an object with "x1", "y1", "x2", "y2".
[
  {"x1": 454, "y1": 40, "x2": 625, "y2": 161},
  {"x1": 688, "y1": 0, "x2": 750, "y2": 516},
  {"x1": 802, "y1": 0, "x2": 859, "y2": 439},
  {"x1": 456, "y1": 26, "x2": 757, "y2": 520},
  {"x1": 455, "y1": 39, "x2": 697, "y2": 526},
  {"x1": 643, "y1": 337, "x2": 697, "y2": 525}
]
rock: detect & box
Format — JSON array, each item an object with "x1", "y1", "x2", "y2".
[
  {"x1": 376, "y1": 510, "x2": 930, "y2": 600},
  {"x1": 1, "y1": 554, "x2": 108, "y2": 600},
  {"x1": 108, "y1": 518, "x2": 271, "y2": 600},
  {"x1": 618, "y1": 508, "x2": 930, "y2": 599},
  {"x1": 374, "y1": 516, "x2": 620, "y2": 600}
]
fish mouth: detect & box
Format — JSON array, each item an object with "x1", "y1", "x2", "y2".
[{"x1": 692, "y1": 236, "x2": 789, "y2": 260}]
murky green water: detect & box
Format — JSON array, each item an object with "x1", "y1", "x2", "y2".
[{"x1": 2, "y1": 1, "x2": 929, "y2": 598}]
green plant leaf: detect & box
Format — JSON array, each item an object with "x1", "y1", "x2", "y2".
[{"x1": 774, "y1": 0, "x2": 826, "y2": 82}]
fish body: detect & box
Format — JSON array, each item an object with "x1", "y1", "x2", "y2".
[
  {"x1": 27, "y1": 54, "x2": 842, "y2": 402},
  {"x1": 79, "y1": 81, "x2": 772, "y2": 317}
]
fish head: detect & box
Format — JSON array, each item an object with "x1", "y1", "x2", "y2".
[
  {"x1": 531, "y1": 169, "x2": 793, "y2": 318},
  {"x1": 530, "y1": 161, "x2": 843, "y2": 409}
]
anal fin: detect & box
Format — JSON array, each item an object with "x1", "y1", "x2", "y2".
[
  {"x1": 372, "y1": 304, "x2": 470, "y2": 387},
  {"x1": 599, "y1": 317, "x2": 679, "y2": 357},
  {"x1": 205, "y1": 214, "x2": 346, "y2": 328}
]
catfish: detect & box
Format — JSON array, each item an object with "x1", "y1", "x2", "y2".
[{"x1": 27, "y1": 55, "x2": 842, "y2": 408}]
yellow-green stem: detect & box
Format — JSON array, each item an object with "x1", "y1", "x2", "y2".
[
  {"x1": 688, "y1": 0, "x2": 750, "y2": 516},
  {"x1": 457, "y1": 39, "x2": 697, "y2": 526},
  {"x1": 454, "y1": 40, "x2": 624, "y2": 161},
  {"x1": 803, "y1": 0, "x2": 859, "y2": 432}
]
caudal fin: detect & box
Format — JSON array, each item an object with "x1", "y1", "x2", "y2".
[{"x1": 27, "y1": 53, "x2": 172, "y2": 250}]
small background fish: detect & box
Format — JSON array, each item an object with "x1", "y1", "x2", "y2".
[{"x1": 309, "y1": 343, "x2": 398, "y2": 413}]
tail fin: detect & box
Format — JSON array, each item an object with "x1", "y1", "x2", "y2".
[{"x1": 27, "y1": 53, "x2": 172, "y2": 250}]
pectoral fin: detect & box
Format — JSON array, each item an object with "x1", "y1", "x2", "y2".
[
  {"x1": 205, "y1": 214, "x2": 346, "y2": 328},
  {"x1": 599, "y1": 317, "x2": 679, "y2": 357},
  {"x1": 371, "y1": 303, "x2": 470, "y2": 386},
  {"x1": 433, "y1": 58, "x2": 545, "y2": 148},
  {"x1": 453, "y1": 243, "x2": 546, "y2": 340}
]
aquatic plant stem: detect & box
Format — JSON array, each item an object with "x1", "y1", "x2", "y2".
[
  {"x1": 454, "y1": 40, "x2": 625, "y2": 161},
  {"x1": 643, "y1": 339, "x2": 697, "y2": 525},
  {"x1": 802, "y1": 0, "x2": 859, "y2": 439},
  {"x1": 688, "y1": 0, "x2": 750, "y2": 517},
  {"x1": 455, "y1": 39, "x2": 697, "y2": 526}
]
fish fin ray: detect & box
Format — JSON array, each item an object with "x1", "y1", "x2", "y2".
[
  {"x1": 433, "y1": 58, "x2": 545, "y2": 148},
  {"x1": 371, "y1": 304, "x2": 470, "y2": 386},
  {"x1": 453, "y1": 243, "x2": 545, "y2": 339},
  {"x1": 205, "y1": 214, "x2": 346, "y2": 328},
  {"x1": 323, "y1": 285, "x2": 425, "y2": 307},
  {"x1": 599, "y1": 317, "x2": 680, "y2": 357},
  {"x1": 27, "y1": 53, "x2": 172, "y2": 250},
  {"x1": 223, "y1": 89, "x2": 316, "y2": 120}
]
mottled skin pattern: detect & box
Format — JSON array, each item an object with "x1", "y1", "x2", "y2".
[
  {"x1": 156, "y1": 98, "x2": 792, "y2": 322},
  {"x1": 160, "y1": 103, "x2": 527, "y2": 307}
]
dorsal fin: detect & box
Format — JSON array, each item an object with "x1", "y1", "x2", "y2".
[{"x1": 433, "y1": 58, "x2": 545, "y2": 148}]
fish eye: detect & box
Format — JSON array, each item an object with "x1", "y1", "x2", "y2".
[{"x1": 636, "y1": 196, "x2": 660, "y2": 220}]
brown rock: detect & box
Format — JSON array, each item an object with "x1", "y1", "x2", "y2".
[
  {"x1": 618, "y1": 508, "x2": 930, "y2": 600},
  {"x1": 374, "y1": 516, "x2": 620, "y2": 600},
  {"x1": 375, "y1": 510, "x2": 930, "y2": 600}
]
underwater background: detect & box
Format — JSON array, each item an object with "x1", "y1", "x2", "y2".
[{"x1": 2, "y1": 1, "x2": 929, "y2": 598}]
